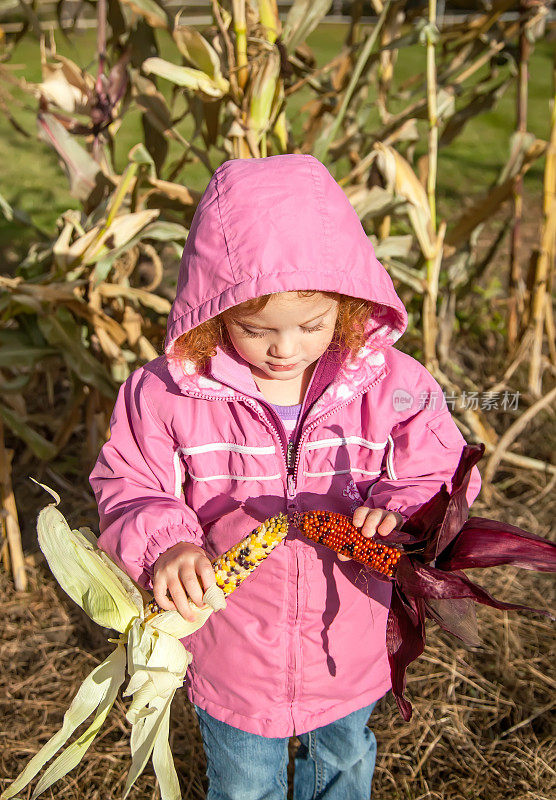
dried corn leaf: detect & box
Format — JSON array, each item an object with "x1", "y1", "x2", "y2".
[
  {"x1": 249, "y1": 51, "x2": 281, "y2": 142},
  {"x1": 142, "y1": 113, "x2": 168, "y2": 175},
  {"x1": 372, "y1": 234, "x2": 414, "y2": 261},
  {"x1": 53, "y1": 217, "x2": 79, "y2": 269},
  {"x1": 36, "y1": 54, "x2": 94, "y2": 114},
  {"x1": 374, "y1": 142, "x2": 428, "y2": 214},
  {"x1": 0, "y1": 345, "x2": 57, "y2": 367},
  {"x1": 95, "y1": 283, "x2": 171, "y2": 314},
  {"x1": 65, "y1": 300, "x2": 128, "y2": 347},
  {"x1": 94, "y1": 326, "x2": 124, "y2": 362},
  {"x1": 498, "y1": 131, "x2": 542, "y2": 186},
  {"x1": 346, "y1": 185, "x2": 407, "y2": 220},
  {"x1": 119, "y1": 0, "x2": 167, "y2": 28},
  {"x1": 173, "y1": 19, "x2": 223, "y2": 81},
  {"x1": 134, "y1": 84, "x2": 173, "y2": 141},
  {"x1": 65, "y1": 210, "x2": 159, "y2": 266},
  {"x1": 38, "y1": 308, "x2": 117, "y2": 398},
  {"x1": 8, "y1": 294, "x2": 44, "y2": 313},
  {"x1": 445, "y1": 139, "x2": 546, "y2": 250},
  {"x1": 142, "y1": 58, "x2": 229, "y2": 99},
  {"x1": 0, "y1": 403, "x2": 58, "y2": 460},
  {"x1": 281, "y1": 0, "x2": 332, "y2": 53},
  {"x1": 440, "y1": 79, "x2": 511, "y2": 149},
  {"x1": 374, "y1": 143, "x2": 436, "y2": 259},
  {"x1": 144, "y1": 180, "x2": 199, "y2": 207},
  {"x1": 138, "y1": 336, "x2": 159, "y2": 361},
  {"x1": 37, "y1": 113, "x2": 102, "y2": 204},
  {"x1": 122, "y1": 305, "x2": 143, "y2": 347},
  {"x1": 1, "y1": 279, "x2": 84, "y2": 305},
  {"x1": 83, "y1": 221, "x2": 187, "y2": 288},
  {"x1": 0, "y1": 374, "x2": 31, "y2": 393}
]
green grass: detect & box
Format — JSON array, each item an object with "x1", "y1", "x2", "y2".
[{"x1": 0, "y1": 23, "x2": 553, "y2": 263}]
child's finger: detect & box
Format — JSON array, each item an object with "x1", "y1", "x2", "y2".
[
  {"x1": 152, "y1": 575, "x2": 176, "y2": 612},
  {"x1": 352, "y1": 505, "x2": 371, "y2": 529},
  {"x1": 178, "y1": 567, "x2": 206, "y2": 609},
  {"x1": 167, "y1": 576, "x2": 197, "y2": 622},
  {"x1": 375, "y1": 513, "x2": 398, "y2": 537},
  {"x1": 196, "y1": 558, "x2": 217, "y2": 592},
  {"x1": 360, "y1": 509, "x2": 384, "y2": 538},
  {"x1": 375, "y1": 511, "x2": 404, "y2": 537}
]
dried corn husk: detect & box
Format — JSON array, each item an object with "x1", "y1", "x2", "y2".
[
  {"x1": 0, "y1": 482, "x2": 225, "y2": 800},
  {"x1": 142, "y1": 57, "x2": 229, "y2": 100}
]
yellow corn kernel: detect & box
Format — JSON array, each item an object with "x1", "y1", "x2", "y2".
[{"x1": 212, "y1": 513, "x2": 289, "y2": 595}]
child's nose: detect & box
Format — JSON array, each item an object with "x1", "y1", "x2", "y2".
[{"x1": 269, "y1": 333, "x2": 299, "y2": 359}]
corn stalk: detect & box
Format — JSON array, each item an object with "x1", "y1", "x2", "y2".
[
  {"x1": 527, "y1": 49, "x2": 556, "y2": 395},
  {"x1": 0, "y1": 420, "x2": 26, "y2": 592},
  {"x1": 423, "y1": 0, "x2": 440, "y2": 371},
  {"x1": 507, "y1": 0, "x2": 531, "y2": 349},
  {"x1": 232, "y1": 0, "x2": 248, "y2": 89},
  {"x1": 0, "y1": 0, "x2": 554, "y2": 586}
]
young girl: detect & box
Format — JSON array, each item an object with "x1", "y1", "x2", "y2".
[{"x1": 90, "y1": 154, "x2": 481, "y2": 799}]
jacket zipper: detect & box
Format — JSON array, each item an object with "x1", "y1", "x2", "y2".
[
  {"x1": 180, "y1": 373, "x2": 387, "y2": 714},
  {"x1": 287, "y1": 368, "x2": 388, "y2": 498},
  {"x1": 241, "y1": 399, "x2": 290, "y2": 483},
  {"x1": 174, "y1": 389, "x2": 293, "y2": 493},
  {"x1": 176, "y1": 369, "x2": 387, "y2": 498},
  {"x1": 181, "y1": 370, "x2": 388, "y2": 493}
]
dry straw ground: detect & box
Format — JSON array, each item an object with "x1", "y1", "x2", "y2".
[{"x1": 1, "y1": 474, "x2": 554, "y2": 800}]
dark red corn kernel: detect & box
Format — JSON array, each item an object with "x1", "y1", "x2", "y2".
[{"x1": 293, "y1": 510, "x2": 401, "y2": 578}]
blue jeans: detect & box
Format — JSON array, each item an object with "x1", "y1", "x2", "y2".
[{"x1": 194, "y1": 702, "x2": 378, "y2": 800}]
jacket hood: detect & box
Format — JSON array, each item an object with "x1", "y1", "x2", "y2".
[{"x1": 164, "y1": 154, "x2": 408, "y2": 395}]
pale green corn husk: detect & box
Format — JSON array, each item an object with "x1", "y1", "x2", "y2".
[
  {"x1": 249, "y1": 50, "x2": 281, "y2": 144},
  {"x1": 0, "y1": 483, "x2": 226, "y2": 800}
]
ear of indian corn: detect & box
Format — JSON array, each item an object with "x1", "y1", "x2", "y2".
[
  {"x1": 212, "y1": 513, "x2": 289, "y2": 594},
  {"x1": 146, "y1": 513, "x2": 289, "y2": 615},
  {"x1": 293, "y1": 510, "x2": 401, "y2": 578}
]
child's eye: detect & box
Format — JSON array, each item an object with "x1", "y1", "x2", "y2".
[
  {"x1": 242, "y1": 328, "x2": 267, "y2": 338},
  {"x1": 240, "y1": 322, "x2": 325, "y2": 338}
]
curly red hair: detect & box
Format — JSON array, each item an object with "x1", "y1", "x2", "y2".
[{"x1": 171, "y1": 291, "x2": 377, "y2": 372}]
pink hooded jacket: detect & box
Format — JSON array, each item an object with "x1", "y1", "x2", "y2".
[{"x1": 89, "y1": 154, "x2": 481, "y2": 737}]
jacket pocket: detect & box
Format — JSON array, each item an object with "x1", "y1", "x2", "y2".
[
  {"x1": 303, "y1": 435, "x2": 386, "y2": 481},
  {"x1": 179, "y1": 442, "x2": 279, "y2": 483},
  {"x1": 425, "y1": 413, "x2": 465, "y2": 450}
]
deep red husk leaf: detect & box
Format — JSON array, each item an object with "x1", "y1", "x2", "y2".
[
  {"x1": 437, "y1": 517, "x2": 556, "y2": 572},
  {"x1": 383, "y1": 443, "x2": 556, "y2": 719},
  {"x1": 396, "y1": 559, "x2": 554, "y2": 616},
  {"x1": 386, "y1": 586, "x2": 425, "y2": 722},
  {"x1": 423, "y1": 598, "x2": 480, "y2": 647},
  {"x1": 423, "y1": 444, "x2": 485, "y2": 561},
  {"x1": 298, "y1": 443, "x2": 555, "y2": 721}
]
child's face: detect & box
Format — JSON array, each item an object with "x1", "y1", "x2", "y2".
[{"x1": 223, "y1": 292, "x2": 339, "y2": 384}]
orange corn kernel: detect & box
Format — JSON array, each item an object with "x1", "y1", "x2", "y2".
[{"x1": 293, "y1": 510, "x2": 401, "y2": 578}]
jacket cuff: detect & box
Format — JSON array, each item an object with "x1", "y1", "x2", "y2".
[{"x1": 141, "y1": 523, "x2": 204, "y2": 580}]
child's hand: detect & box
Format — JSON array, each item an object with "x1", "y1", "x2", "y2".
[
  {"x1": 153, "y1": 542, "x2": 216, "y2": 622},
  {"x1": 337, "y1": 507, "x2": 405, "y2": 562}
]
